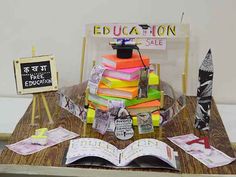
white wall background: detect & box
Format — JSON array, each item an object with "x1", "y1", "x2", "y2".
[{"x1": 0, "y1": 0, "x2": 235, "y2": 104}]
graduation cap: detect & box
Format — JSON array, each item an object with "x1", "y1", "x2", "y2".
[
  {"x1": 110, "y1": 39, "x2": 139, "y2": 59},
  {"x1": 139, "y1": 24, "x2": 150, "y2": 30}
]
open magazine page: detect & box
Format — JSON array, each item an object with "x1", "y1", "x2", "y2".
[
  {"x1": 66, "y1": 138, "x2": 120, "y2": 166},
  {"x1": 119, "y1": 139, "x2": 177, "y2": 168}
]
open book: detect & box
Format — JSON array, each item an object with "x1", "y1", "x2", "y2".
[{"x1": 65, "y1": 138, "x2": 179, "y2": 170}]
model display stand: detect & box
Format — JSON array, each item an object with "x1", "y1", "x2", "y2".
[{"x1": 57, "y1": 23, "x2": 190, "y2": 138}]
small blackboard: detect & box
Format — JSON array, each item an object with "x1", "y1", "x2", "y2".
[{"x1": 14, "y1": 55, "x2": 58, "y2": 94}]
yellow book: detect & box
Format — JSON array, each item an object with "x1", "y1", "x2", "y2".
[
  {"x1": 102, "y1": 72, "x2": 159, "y2": 88},
  {"x1": 87, "y1": 108, "x2": 160, "y2": 126},
  {"x1": 101, "y1": 77, "x2": 139, "y2": 88},
  {"x1": 98, "y1": 84, "x2": 138, "y2": 99}
]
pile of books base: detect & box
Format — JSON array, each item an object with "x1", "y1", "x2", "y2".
[{"x1": 88, "y1": 52, "x2": 161, "y2": 126}]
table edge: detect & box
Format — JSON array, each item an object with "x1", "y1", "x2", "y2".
[{"x1": 0, "y1": 164, "x2": 235, "y2": 177}]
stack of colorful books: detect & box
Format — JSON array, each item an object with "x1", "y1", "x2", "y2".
[{"x1": 87, "y1": 52, "x2": 161, "y2": 125}]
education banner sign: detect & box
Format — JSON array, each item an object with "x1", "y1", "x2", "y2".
[{"x1": 86, "y1": 23, "x2": 189, "y2": 38}]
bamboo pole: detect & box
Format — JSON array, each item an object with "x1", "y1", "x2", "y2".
[
  {"x1": 183, "y1": 37, "x2": 189, "y2": 94},
  {"x1": 82, "y1": 87, "x2": 89, "y2": 137},
  {"x1": 41, "y1": 93, "x2": 54, "y2": 124},
  {"x1": 31, "y1": 46, "x2": 37, "y2": 126},
  {"x1": 160, "y1": 91, "x2": 164, "y2": 109},
  {"x1": 182, "y1": 73, "x2": 187, "y2": 95},
  {"x1": 80, "y1": 37, "x2": 87, "y2": 83},
  {"x1": 31, "y1": 96, "x2": 37, "y2": 125}
]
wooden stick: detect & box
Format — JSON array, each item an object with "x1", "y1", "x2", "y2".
[
  {"x1": 156, "y1": 64, "x2": 161, "y2": 89},
  {"x1": 182, "y1": 73, "x2": 187, "y2": 95},
  {"x1": 80, "y1": 37, "x2": 87, "y2": 83},
  {"x1": 184, "y1": 37, "x2": 189, "y2": 94},
  {"x1": 37, "y1": 94, "x2": 42, "y2": 126},
  {"x1": 157, "y1": 64, "x2": 160, "y2": 78},
  {"x1": 160, "y1": 91, "x2": 164, "y2": 109},
  {"x1": 31, "y1": 95, "x2": 37, "y2": 125},
  {"x1": 36, "y1": 95, "x2": 40, "y2": 114},
  {"x1": 82, "y1": 87, "x2": 89, "y2": 137},
  {"x1": 41, "y1": 93, "x2": 54, "y2": 124},
  {"x1": 30, "y1": 46, "x2": 38, "y2": 126},
  {"x1": 183, "y1": 37, "x2": 189, "y2": 121}
]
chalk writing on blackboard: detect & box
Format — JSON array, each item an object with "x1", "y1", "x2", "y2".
[
  {"x1": 14, "y1": 55, "x2": 58, "y2": 94},
  {"x1": 20, "y1": 61, "x2": 52, "y2": 89}
]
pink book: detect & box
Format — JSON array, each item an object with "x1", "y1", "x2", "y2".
[{"x1": 103, "y1": 66, "x2": 142, "y2": 81}]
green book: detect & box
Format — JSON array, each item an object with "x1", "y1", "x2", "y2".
[{"x1": 88, "y1": 88, "x2": 161, "y2": 107}]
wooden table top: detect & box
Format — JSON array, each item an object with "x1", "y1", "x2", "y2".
[{"x1": 0, "y1": 83, "x2": 235, "y2": 175}]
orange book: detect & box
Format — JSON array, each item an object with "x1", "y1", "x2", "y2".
[
  {"x1": 89, "y1": 101, "x2": 108, "y2": 111},
  {"x1": 102, "y1": 53, "x2": 150, "y2": 69},
  {"x1": 98, "y1": 84, "x2": 138, "y2": 99},
  {"x1": 89, "y1": 99, "x2": 160, "y2": 116},
  {"x1": 127, "y1": 100, "x2": 161, "y2": 116}
]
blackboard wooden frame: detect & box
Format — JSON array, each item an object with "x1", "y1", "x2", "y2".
[{"x1": 14, "y1": 55, "x2": 58, "y2": 94}]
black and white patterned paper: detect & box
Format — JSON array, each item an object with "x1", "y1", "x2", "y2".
[{"x1": 194, "y1": 49, "x2": 214, "y2": 131}]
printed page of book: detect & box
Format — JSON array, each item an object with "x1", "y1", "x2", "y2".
[
  {"x1": 119, "y1": 139, "x2": 177, "y2": 168},
  {"x1": 66, "y1": 138, "x2": 120, "y2": 166}
]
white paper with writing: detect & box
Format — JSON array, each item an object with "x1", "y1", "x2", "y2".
[
  {"x1": 168, "y1": 134, "x2": 236, "y2": 168},
  {"x1": 88, "y1": 65, "x2": 105, "y2": 94},
  {"x1": 58, "y1": 92, "x2": 86, "y2": 122},
  {"x1": 92, "y1": 109, "x2": 110, "y2": 134},
  {"x1": 6, "y1": 127, "x2": 79, "y2": 155},
  {"x1": 66, "y1": 138, "x2": 120, "y2": 166},
  {"x1": 120, "y1": 139, "x2": 176, "y2": 167},
  {"x1": 66, "y1": 138, "x2": 178, "y2": 169},
  {"x1": 107, "y1": 100, "x2": 124, "y2": 132}
]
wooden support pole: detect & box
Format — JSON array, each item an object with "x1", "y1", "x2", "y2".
[
  {"x1": 30, "y1": 46, "x2": 37, "y2": 126},
  {"x1": 160, "y1": 91, "x2": 164, "y2": 109},
  {"x1": 82, "y1": 87, "x2": 89, "y2": 137},
  {"x1": 80, "y1": 37, "x2": 87, "y2": 83},
  {"x1": 31, "y1": 95, "x2": 37, "y2": 126},
  {"x1": 53, "y1": 72, "x2": 61, "y2": 118},
  {"x1": 184, "y1": 37, "x2": 189, "y2": 94},
  {"x1": 157, "y1": 64, "x2": 160, "y2": 78},
  {"x1": 156, "y1": 63, "x2": 161, "y2": 90},
  {"x1": 182, "y1": 73, "x2": 188, "y2": 120},
  {"x1": 41, "y1": 93, "x2": 54, "y2": 124},
  {"x1": 182, "y1": 73, "x2": 187, "y2": 95}
]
